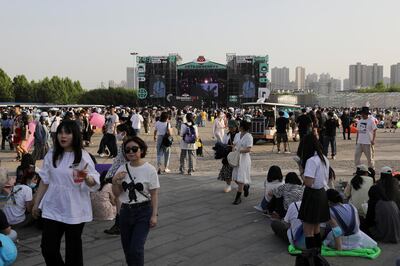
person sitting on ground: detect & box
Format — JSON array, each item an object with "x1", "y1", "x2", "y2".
[
  {"x1": 324, "y1": 189, "x2": 377, "y2": 250},
  {"x1": 90, "y1": 171, "x2": 116, "y2": 221},
  {"x1": 268, "y1": 172, "x2": 304, "y2": 218},
  {"x1": 344, "y1": 165, "x2": 374, "y2": 218},
  {"x1": 254, "y1": 165, "x2": 284, "y2": 212},
  {"x1": 16, "y1": 153, "x2": 36, "y2": 185},
  {"x1": 375, "y1": 166, "x2": 400, "y2": 209},
  {"x1": 271, "y1": 200, "x2": 306, "y2": 249},
  {"x1": 362, "y1": 168, "x2": 400, "y2": 243},
  {"x1": 1, "y1": 169, "x2": 33, "y2": 227}
]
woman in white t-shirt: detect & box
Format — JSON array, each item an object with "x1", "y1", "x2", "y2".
[
  {"x1": 153, "y1": 112, "x2": 173, "y2": 174},
  {"x1": 298, "y1": 134, "x2": 331, "y2": 257},
  {"x1": 112, "y1": 136, "x2": 159, "y2": 266},
  {"x1": 32, "y1": 120, "x2": 100, "y2": 266}
]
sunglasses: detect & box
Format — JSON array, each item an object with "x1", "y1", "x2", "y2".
[{"x1": 124, "y1": 146, "x2": 140, "y2": 154}]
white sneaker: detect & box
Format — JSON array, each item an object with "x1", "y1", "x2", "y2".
[
  {"x1": 164, "y1": 168, "x2": 171, "y2": 173},
  {"x1": 99, "y1": 153, "x2": 106, "y2": 158},
  {"x1": 284, "y1": 151, "x2": 291, "y2": 154},
  {"x1": 253, "y1": 205, "x2": 264, "y2": 212},
  {"x1": 224, "y1": 185, "x2": 232, "y2": 193},
  {"x1": 277, "y1": 150, "x2": 281, "y2": 154}
]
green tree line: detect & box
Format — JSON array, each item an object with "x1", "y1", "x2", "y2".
[
  {"x1": 358, "y1": 81, "x2": 400, "y2": 93},
  {"x1": 0, "y1": 68, "x2": 137, "y2": 105}
]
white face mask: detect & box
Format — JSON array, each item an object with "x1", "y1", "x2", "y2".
[{"x1": 116, "y1": 132, "x2": 125, "y2": 141}]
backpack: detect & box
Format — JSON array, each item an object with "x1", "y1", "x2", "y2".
[
  {"x1": 0, "y1": 233, "x2": 17, "y2": 266},
  {"x1": 183, "y1": 123, "x2": 196, "y2": 144}
]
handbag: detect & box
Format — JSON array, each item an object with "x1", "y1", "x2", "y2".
[
  {"x1": 162, "y1": 123, "x2": 173, "y2": 147},
  {"x1": 227, "y1": 150, "x2": 240, "y2": 167}
]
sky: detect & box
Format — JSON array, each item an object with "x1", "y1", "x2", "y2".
[{"x1": 1, "y1": 0, "x2": 400, "y2": 89}]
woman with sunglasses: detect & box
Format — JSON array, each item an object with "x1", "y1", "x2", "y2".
[
  {"x1": 112, "y1": 136, "x2": 159, "y2": 266},
  {"x1": 32, "y1": 120, "x2": 100, "y2": 266}
]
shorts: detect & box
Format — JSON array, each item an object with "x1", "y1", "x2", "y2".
[{"x1": 276, "y1": 133, "x2": 288, "y2": 143}]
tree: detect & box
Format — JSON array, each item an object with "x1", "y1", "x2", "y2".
[
  {"x1": 0, "y1": 68, "x2": 14, "y2": 101},
  {"x1": 79, "y1": 87, "x2": 137, "y2": 106},
  {"x1": 13, "y1": 75, "x2": 33, "y2": 102}
]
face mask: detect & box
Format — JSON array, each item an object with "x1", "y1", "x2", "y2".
[
  {"x1": 28, "y1": 183, "x2": 36, "y2": 189},
  {"x1": 116, "y1": 132, "x2": 125, "y2": 141}
]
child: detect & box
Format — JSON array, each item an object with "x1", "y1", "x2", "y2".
[
  {"x1": 254, "y1": 166, "x2": 284, "y2": 212},
  {"x1": 196, "y1": 138, "x2": 203, "y2": 157}
]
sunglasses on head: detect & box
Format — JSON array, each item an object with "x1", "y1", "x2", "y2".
[{"x1": 125, "y1": 146, "x2": 140, "y2": 154}]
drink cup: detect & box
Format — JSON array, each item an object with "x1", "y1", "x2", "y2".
[{"x1": 73, "y1": 163, "x2": 88, "y2": 183}]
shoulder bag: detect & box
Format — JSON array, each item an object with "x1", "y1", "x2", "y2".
[{"x1": 161, "y1": 123, "x2": 173, "y2": 147}]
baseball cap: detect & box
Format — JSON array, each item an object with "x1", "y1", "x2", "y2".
[
  {"x1": 356, "y1": 164, "x2": 370, "y2": 173},
  {"x1": 381, "y1": 166, "x2": 392, "y2": 175}
]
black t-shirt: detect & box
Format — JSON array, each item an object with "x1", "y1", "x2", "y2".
[
  {"x1": 296, "y1": 114, "x2": 312, "y2": 135},
  {"x1": 324, "y1": 118, "x2": 339, "y2": 137},
  {"x1": 0, "y1": 210, "x2": 9, "y2": 231},
  {"x1": 276, "y1": 117, "x2": 289, "y2": 134}
]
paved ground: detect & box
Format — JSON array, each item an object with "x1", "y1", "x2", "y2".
[{"x1": 1, "y1": 123, "x2": 399, "y2": 266}]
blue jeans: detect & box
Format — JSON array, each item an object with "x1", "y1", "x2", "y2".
[
  {"x1": 119, "y1": 205, "x2": 152, "y2": 266},
  {"x1": 156, "y1": 136, "x2": 170, "y2": 168}
]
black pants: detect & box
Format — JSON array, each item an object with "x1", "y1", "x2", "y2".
[
  {"x1": 342, "y1": 125, "x2": 351, "y2": 139},
  {"x1": 41, "y1": 218, "x2": 85, "y2": 266},
  {"x1": 271, "y1": 219, "x2": 289, "y2": 243},
  {"x1": 98, "y1": 133, "x2": 118, "y2": 157},
  {"x1": 1, "y1": 128, "x2": 13, "y2": 150}
]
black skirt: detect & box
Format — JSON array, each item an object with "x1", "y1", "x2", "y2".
[{"x1": 298, "y1": 187, "x2": 330, "y2": 224}]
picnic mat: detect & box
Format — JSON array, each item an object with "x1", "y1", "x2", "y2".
[{"x1": 288, "y1": 244, "x2": 381, "y2": 259}]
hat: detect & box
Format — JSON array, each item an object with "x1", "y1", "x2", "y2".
[
  {"x1": 228, "y1": 120, "x2": 238, "y2": 128},
  {"x1": 360, "y1": 106, "x2": 370, "y2": 115},
  {"x1": 381, "y1": 166, "x2": 392, "y2": 175},
  {"x1": 357, "y1": 164, "x2": 370, "y2": 174}
]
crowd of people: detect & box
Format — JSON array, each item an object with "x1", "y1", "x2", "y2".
[{"x1": 0, "y1": 103, "x2": 399, "y2": 265}]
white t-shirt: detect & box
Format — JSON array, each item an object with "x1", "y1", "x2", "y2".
[
  {"x1": 115, "y1": 162, "x2": 160, "y2": 204},
  {"x1": 356, "y1": 117, "x2": 377, "y2": 145},
  {"x1": 264, "y1": 180, "x2": 284, "y2": 201},
  {"x1": 38, "y1": 149, "x2": 100, "y2": 224},
  {"x1": 3, "y1": 185, "x2": 33, "y2": 225},
  {"x1": 50, "y1": 116, "x2": 61, "y2": 133},
  {"x1": 304, "y1": 154, "x2": 329, "y2": 190},
  {"x1": 154, "y1": 121, "x2": 170, "y2": 136},
  {"x1": 284, "y1": 201, "x2": 302, "y2": 245},
  {"x1": 130, "y1": 114, "x2": 144, "y2": 130},
  {"x1": 106, "y1": 114, "x2": 119, "y2": 134}
]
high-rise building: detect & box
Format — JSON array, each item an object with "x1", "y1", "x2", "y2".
[
  {"x1": 271, "y1": 67, "x2": 290, "y2": 90},
  {"x1": 349, "y1": 62, "x2": 383, "y2": 89},
  {"x1": 343, "y1": 79, "x2": 349, "y2": 90},
  {"x1": 295, "y1": 66, "x2": 305, "y2": 91},
  {"x1": 370, "y1": 63, "x2": 383, "y2": 86},
  {"x1": 391, "y1": 63, "x2": 400, "y2": 86},
  {"x1": 127, "y1": 67, "x2": 138, "y2": 89},
  {"x1": 319, "y1": 73, "x2": 331, "y2": 81},
  {"x1": 109, "y1": 80, "x2": 116, "y2": 88}
]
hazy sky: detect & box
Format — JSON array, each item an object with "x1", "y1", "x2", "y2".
[{"x1": 1, "y1": 0, "x2": 400, "y2": 89}]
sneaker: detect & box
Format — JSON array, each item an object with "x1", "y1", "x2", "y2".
[
  {"x1": 253, "y1": 205, "x2": 264, "y2": 212},
  {"x1": 187, "y1": 172, "x2": 192, "y2": 176},
  {"x1": 331, "y1": 155, "x2": 336, "y2": 160},
  {"x1": 164, "y1": 168, "x2": 171, "y2": 173},
  {"x1": 104, "y1": 225, "x2": 120, "y2": 235},
  {"x1": 99, "y1": 153, "x2": 106, "y2": 158},
  {"x1": 277, "y1": 150, "x2": 281, "y2": 154},
  {"x1": 284, "y1": 150, "x2": 290, "y2": 154},
  {"x1": 224, "y1": 185, "x2": 232, "y2": 193},
  {"x1": 243, "y1": 184, "x2": 250, "y2": 197},
  {"x1": 179, "y1": 170, "x2": 184, "y2": 175}
]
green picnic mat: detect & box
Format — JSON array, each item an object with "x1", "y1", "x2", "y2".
[{"x1": 288, "y1": 244, "x2": 381, "y2": 259}]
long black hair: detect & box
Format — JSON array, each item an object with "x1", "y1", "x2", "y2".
[
  {"x1": 379, "y1": 172, "x2": 400, "y2": 204},
  {"x1": 267, "y1": 165, "x2": 283, "y2": 182},
  {"x1": 351, "y1": 168, "x2": 367, "y2": 191},
  {"x1": 300, "y1": 133, "x2": 326, "y2": 170},
  {"x1": 52, "y1": 120, "x2": 83, "y2": 168}
]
